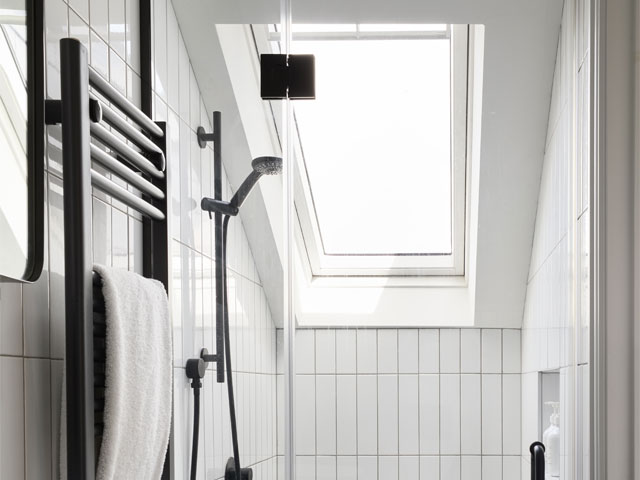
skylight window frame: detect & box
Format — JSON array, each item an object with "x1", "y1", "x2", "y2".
[{"x1": 282, "y1": 24, "x2": 471, "y2": 277}]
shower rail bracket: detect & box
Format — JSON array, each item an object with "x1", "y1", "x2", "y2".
[{"x1": 200, "y1": 347, "x2": 220, "y2": 364}]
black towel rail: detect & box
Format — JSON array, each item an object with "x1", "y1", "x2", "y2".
[{"x1": 46, "y1": 38, "x2": 169, "y2": 480}]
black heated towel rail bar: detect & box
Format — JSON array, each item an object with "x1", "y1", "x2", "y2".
[
  {"x1": 530, "y1": 441, "x2": 545, "y2": 480},
  {"x1": 46, "y1": 38, "x2": 169, "y2": 480}
]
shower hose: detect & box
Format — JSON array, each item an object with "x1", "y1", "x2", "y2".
[{"x1": 189, "y1": 216, "x2": 242, "y2": 480}]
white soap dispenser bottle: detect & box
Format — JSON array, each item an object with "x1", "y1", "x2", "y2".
[{"x1": 543, "y1": 401, "x2": 560, "y2": 477}]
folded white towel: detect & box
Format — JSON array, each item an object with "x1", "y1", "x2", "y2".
[
  {"x1": 60, "y1": 265, "x2": 172, "y2": 480},
  {"x1": 94, "y1": 265, "x2": 172, "y2": 480}
]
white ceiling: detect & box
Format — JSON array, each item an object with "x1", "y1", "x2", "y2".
[{"x1": 173, "y1": 0, "x2": 563, "y2": 328}]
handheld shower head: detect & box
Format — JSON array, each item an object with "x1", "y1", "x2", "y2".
[
  {"x1": 251, "y1": 156, "x2": 282, "y2": 175},
  {"x1": 201, "y1": 156, "x2": 283, "y2": 217}
]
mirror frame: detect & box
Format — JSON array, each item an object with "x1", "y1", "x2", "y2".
[{"x1": 1, "y1": 0, "x2": 45, "y2": 282}]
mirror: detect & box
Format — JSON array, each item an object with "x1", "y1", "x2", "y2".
[{"x1": 0, "y1": 0, "x2": 44, "y2": 282}]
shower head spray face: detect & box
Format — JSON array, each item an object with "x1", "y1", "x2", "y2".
[{"x1": 251, "y1": 156, "x2": 283, "y2": 176}]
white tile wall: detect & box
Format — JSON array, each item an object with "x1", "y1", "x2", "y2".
[
  {"x1": 521, "y1": 0, "x2": 590, "y2": 476},
  {"x1": 1, "y1": 1, "x2": 279, "y2": 479},
  {"x1": 285, "y1": 329, "x2": 521, "y2": 480}
]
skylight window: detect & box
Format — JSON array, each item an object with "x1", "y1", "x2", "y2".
[
  {"x1": 268, "y1": 24, "x2": 471, "y2": 276},
  {"x1": 292, "y1": 34, "x2": 452, "y2": 256}
]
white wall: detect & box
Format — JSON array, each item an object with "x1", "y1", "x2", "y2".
[
  {"x1": 520, "y1": 0, "x2": 590, "y2": 477},
  {"x1": 278, "y1": 328, "x2": 522, "y2": 480},
  {"x1": 0, "y1": 0, "x2": 279, "y2": 479}
]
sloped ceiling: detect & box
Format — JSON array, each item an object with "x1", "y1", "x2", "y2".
[{"x1": 173, "y1": 0, "x2": 563, "y2": 328}]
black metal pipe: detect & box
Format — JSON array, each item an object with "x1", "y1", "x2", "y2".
[
  {"x1": 90, "y1": 145, "x2": 164, "y2": 199},
  {"x1": 90, "y1": 123, "x2": 164, "y2": 178},
  {"x1": 90, "y1": 170, "x2": 165, "y2": 220},
  {"x1": 60, "y1": 37, "x2": 95, "y2": 480},
  {"x1": 88, "y1": 67, "x2": 162, "y2": 138},
  {"x1": 530, "y1": 441, "x2": 545, "y2": 480},
  {"x1": 213, "y1": 111, "x2": 225, "y2": 383}
]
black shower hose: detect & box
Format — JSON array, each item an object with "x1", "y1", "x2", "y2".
[
  {"x1": 190, "y1": 382, "x2": 201, "y2": 480},
  {"x1": 222, "y1": 215, "x2": 242, "y2": 480},
  {"x1": 189, "y1": 216, "x2": 241, "y2": 480}
]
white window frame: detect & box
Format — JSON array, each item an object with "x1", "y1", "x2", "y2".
[{"x1": 290, "y1": 24, "x2": 470, "y2": 277}]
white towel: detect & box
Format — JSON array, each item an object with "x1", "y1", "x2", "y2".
[{"x1": 60, "y1": 265, "x2": 172, "y2": 480}]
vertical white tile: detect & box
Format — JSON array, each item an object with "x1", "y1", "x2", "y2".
[
  {"x1": 178, "y1": 35, "x2": 190, "y2": 121},
  {"x1": 189, "y1": 67, "x2": 201, "y2": 131},
  {"x1": 356, "y1": 330, "x2": 377, "y2": 374},
  {"x1": 378, "y1": 375, "x2": 398, "y2": 455},
  {"x1": 440, "y1": 456, "x2": 461, "y2": 480},
  {"x1": 400, "y1": 457, "x2": 419, "y2": 479},
  {"x1": 482, "y1": 456, "x2": 502, "y2": 479},
  {"x1": 378, "y1": 456, "x2": 398, "y2": 480},
  {"x1": 69, "y1": 0, "x2": 89, "y2": 22},
  {"x1": 481, "y1": 330, "x2": 502, "y2": 373},
  {"x1": 460, "y1": 375, "x2": 481, "y2": 454},
  {"x1": 109, "y1": 0, "x2": 126, "y2": 58},
  {"x1": 419, "y1": 329, "x2": 439, "y2": 373},
  {"x1": 45, "y1": 0, "x2": 67, "y2": 98},
  {"x1": 337, "y1": 375, "x2": 357, "y2": 455},
  {"x1": 190, "y1": 142, "x2": 203, "y2": 254},
  {"x1": 316, "y1": 330, "x2": 336, "y2": 374},
  {"x1": 357, "y1": 456, "x2": 377, "y2": 480},
  {"x1": 50, "y1": 360, "x2": 63, "y2": 479},
  {"x1": 440, "y1": 374, "x2": 461, "y2": 454},
  {"x1": 277, "y1": 375, "x2": 284, "y2": 456},
  {"x1": 337, "y1": 456, "x2": 357, "y2": 480},
  {"x1": 460, "y1": 330, "x2": 480, "y2": 373},
  {"x1": 92, "y1": 198, "x2": 112, "y2": 267},
  {"x1": 203, "y1": 372, "x2": 216, "y2": 479},
  {"x1": 419, "y1": 374, "x2": 439, "y2": 454},
  {"x1": 153, "y1": 0, "x2": 167, "y2": 96},
  {"x1": 440, "y1": 329, "x2": 460, "y2": 373},
  {"x1": 336, "y1": 330, "x2": 356, "y2": 374},
  {"x1": 398, "y1": 329, "x2": 418, "y2": 374},
  {"x1": 0, "y1": 282, "x2": 23, "y2": 356},
  {"x1": 502, "y1": 374, "x2": 521, "y2": 455},
  {"x1": 377, "y1": 329, "x2": 397, "y2": 374},
  {"x1": 23, "y1": 219, "x2": 49, "y2": 357},
  {"x1": 481, "y1": 375, "x2": 502, "y2": 455},
  {"x1": 89, "y1": 0, "x2": 109, "y2": 41},
  {"x1": 276, "y1": 329, "x2": 284, "y2": 374},
  {"x1": 112, "y1": 207, "x2": 129, "y2": 269},
  {"x1": 398, "y1": 375, "x2": 419, "y2": 455},
  {"x1": 503, "y1": 456, "x2": 521, "y2": 480},
  {"x1": 461, "y1": 456, "x2": 481, "y2": 480},
  {"x1": 110, "y1": 47, "x2": 127, "y2": 96},
  {"x1": 356, "y1": 375, "x2": 377, "y2": 455},
  {"x1": 296, "y1": 456, "x2": 315, "y2": 480},
  {"x1": 25, "y1": 359, "x2": 52, "y2": 480},
  {"x1": 521, "y1": 372, "x2": 539, "y2": 457},
  {"x1": 0, "y1": 357, "x2": 24, "y2": 479},
  {"x1": 502, "y1": 330, "x2": 521, "y2": 373},
  {"x1": 295, "y1": 375, "x2": 315, "y2": 455},
  {"x1": 420, "y1": 456, "x2": 439, "y2": 480},
  {"x1": 317, "y1": 456, "x2": 336, "y2": 480},
  {"x1": 316, "y1": 375, "x2": 336, "y2": 455},
  {"x1": 166, "y1": 5, "x2": 180, "y2": 111},
  {"x1": 124, "y1": 0, "x2": 140, "y2": 72},
  {"x1": 90, "y1": 31, "x2": 110, "y2": 78},
  {"x1": 296, "y1": 330, "x2": 315, "y2": 374}
]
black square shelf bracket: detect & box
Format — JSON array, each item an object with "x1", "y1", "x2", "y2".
[{"x1": 260, "y1": 54, "x2": 316, "y2": 100}]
